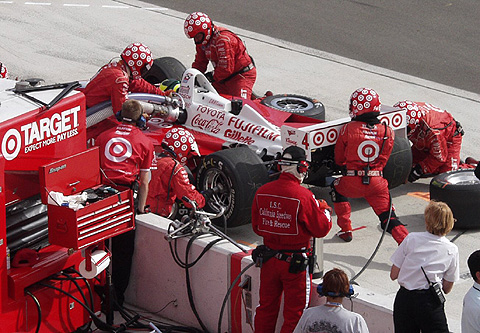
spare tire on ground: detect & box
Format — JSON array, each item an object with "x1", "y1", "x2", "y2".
[{"x1": 430, "y1": 169, "x2": 480, "y2": 229}]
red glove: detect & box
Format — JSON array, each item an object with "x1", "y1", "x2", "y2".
[{"x1": 317, "y1": 199, "x2": 332, "y2": 214}]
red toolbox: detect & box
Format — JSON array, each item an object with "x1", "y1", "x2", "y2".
[{"x1": 39, "y1": 147, "x2": 134, "y2": 250}]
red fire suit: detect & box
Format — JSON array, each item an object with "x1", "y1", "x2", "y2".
[
  {"x1": 96, "y1": 123, "x2": 155, "y2": 305},
  {"x1": 96, "y1": 123, "x2": 155, "y2": 184},
  {"x1": 252, "y1": 173, "x2": 332, "y2": 333},
  {"x1": 193, "y1": 27, "x2": 256, "y2": 99},
  {"x1": 333, "y1": 120, "x2": 407, "y2": 244},
  {"x1": 409, "y1": 103, "x2": 465, "y2": 174},
  {"x1": 84, "y1": 61, "x2": 165, "y2": 113},
  {"x1": 147, "y1": 156, "x2": 205, "y2": 217}
]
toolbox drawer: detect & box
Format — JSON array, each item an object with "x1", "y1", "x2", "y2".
[
  {"x1": 40, "y1": 147, "x2": 135, "y2": 250},
  {"x1": 47, "y1": 188, "x2": 134, "y2": 250}
]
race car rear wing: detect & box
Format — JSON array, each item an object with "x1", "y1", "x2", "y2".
[{"x1": 280, "y1": 106, "x2": 407, "y2": 161}]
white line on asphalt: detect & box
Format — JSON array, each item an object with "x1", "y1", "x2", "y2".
[
  {"x1": 101, "y1": 5, "x2": 129, "y2": 8},
  {"x1": 63, "y1": 3, "x2": 90, "y2": 6},
  {"x1": 0, "y1": 1, "x2": 14, "y2": 3},
  {"x1": 144, "y1": 7, "x2": 168, "y2": 11}
]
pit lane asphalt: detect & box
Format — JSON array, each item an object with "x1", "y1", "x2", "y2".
[
  {"x1": 1, "y1": 0, "x2": 479, "y2": 331},
  {"x1": 141, "y1": 0, "x2": 480, "y2": 95}
]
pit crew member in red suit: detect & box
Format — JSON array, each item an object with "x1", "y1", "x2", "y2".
[
  {"x1": 147, "y1": 127, "x2": 213, "y2": 218},
  {"x1": 331, "y1": 88, "x2": 409, "y2": 244},
  {"x1": 96, "y1": 99, "x2": 156, "y2": 307},
  {"x1": 184, "y1": 12, "x2": 256, "y2": 99},
  {"x1": 0, "y1": 62, "x2": 8, "y2": 78},
  {"x1": 393, "y1": 100, "x2": 472, "y2": 182},
  {"x1": 252, "y1": 146, "x2": 332, "y2": 333},
  {"x1": 84, "y1": 42, "x2": 167, "y2": 114}
]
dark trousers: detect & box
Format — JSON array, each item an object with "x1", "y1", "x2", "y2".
[
  {"x1": 393, "y1": 286, "x2": 449, "y2": 333},
  {"x1": 111, "y1": 229, "x2": 136, "y2": 306}
]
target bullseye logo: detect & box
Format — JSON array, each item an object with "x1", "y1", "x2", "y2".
[
  {"x1": 380, "y1": 117, "x2": 390, "y2": 126},
  {"x1": 105, "y1": 138, "x2": 132, "y2": 162},
  {"x1": 326, "y1": 129, "x2": 338, "y2": 143},
  {"x1": 1, "y1": 129, "x2": 22, "y2": 161},
  {"x1": 357, "y1": 140, "x2": 379, "y2": 162},
  {"x1": 392, "y1": 114, "x2": 403, "y2": 128},
  {"x1": 313, "y1": 131, "x2": 325, "y2": 146}
]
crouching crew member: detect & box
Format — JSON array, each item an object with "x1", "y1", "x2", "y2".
[
  {"x1": 331, "y1": 88, "x2": 409, "y2": 244},
  {"x1": 147, "y1": 127, "x2": 213, "y2": 217},
  {"x1": 393, "y1": 100, "x2": 472, "y2": 181},
  {"x1": 251, "y1": 146, "x2": 332, "y2": 333},
  {"x1": 96, "y1": 99, "x2": 156, "y2": 306}
]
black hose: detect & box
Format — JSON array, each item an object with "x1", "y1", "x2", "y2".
[
  {"x1": 25, "y1": 290, "x2": 42, "y2": 333},
  {"x1": 170, "y1": 232, "x2": 222, "y2": 269},
  {"x1": 37, "y1": 282, "x2": 115, "y2": 332},
  {"x1": 350, "y1": 193, "x2": 393, "y2": 284},
  {"x1": 185, "y1": 235, "x2": 210, "y2": 333},
  {"x1": 217, "y1": 262, "x2": 255, "y2": 333},
  {"x1": 63, "y1": 270, "x2": 94, "y2": 332}
]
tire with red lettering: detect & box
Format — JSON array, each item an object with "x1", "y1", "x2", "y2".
[
  {"x1": 196, "y1": 146, "x2": 269, "y2": 227},
  {"x1": 143, "y1": 57, "x2": 186, "y2": 84},
  {"x1": 261, "y1": 94, "x2": 325, "y2": 121},
  {"x1": 430, "y1": 169, "x2": 480, "y2": 229}
]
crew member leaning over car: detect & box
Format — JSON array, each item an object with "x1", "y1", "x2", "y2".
[
  {"x1": 393, "y1": 100, "x2": 474, "y2": 182},
  {"x1": 184, "y1": 12, "x2": 256, "y2": 100},
  {"x1": 252, "y1": 146, "x2": 332, "y2": 333},
  {"x1": 146, "y1": 127, "x2": 215, "y2": 218},
  {"x1": 84, "y1": 42, "x2": 167, "y2": 114},
  {"x1": 331, "y1": 88, "x2": 409, "y2": 245}
]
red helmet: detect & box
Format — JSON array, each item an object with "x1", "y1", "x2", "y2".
[
  {"x1": 184, "y1": 12, "x2": 213, "y2": 45},
  {"x1": 349, "y1": 88, "x2": 381, "y2": 119},
  {"x1": 393, "y1": 100, "x2": 423, "y2": 132},
  {"x1": 162, "y1": 128, "x2": 200, "y2": 165},
  {"x1": 0, "y1": 62, "x2": 8, "y2": 79},
  {"x1": 121, "y1": 43, "x2": 153, "y2": 80}
]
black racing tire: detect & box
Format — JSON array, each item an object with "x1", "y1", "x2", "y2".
[
  {"x1": 261, "y1": 94, "x2": 326, "y2": 121},
  {"x1": 196, "y1": 146, "x2": 269, "y2": 227},
  {"x1": 430, "y1": 169, "x2": 480, "y2": 229},
  {"x1": 143, "y1": 57, "x2": 186, "y2": 85},
  {"x1": 384, "y1": 135, "x2": 412, "y2": 189}
]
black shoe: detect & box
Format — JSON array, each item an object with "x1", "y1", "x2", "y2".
[{"x1": 336, "y1": 231, "x2": 352, "y2": 242}]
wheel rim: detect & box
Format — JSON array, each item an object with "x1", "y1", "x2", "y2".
[
  {"x1": 201, "y1": 168, "x2": 233, "y2": 211},
  {"x1": 270, "y1": 97, "x2": 314, "y2": 112},
  {"x1": 443, "y1": 170, "x2": 480, "y2": 185}
]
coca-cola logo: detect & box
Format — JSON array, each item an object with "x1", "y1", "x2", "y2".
[{"x1": 191, "y1": 114, "x2": 222, "y2": 134}]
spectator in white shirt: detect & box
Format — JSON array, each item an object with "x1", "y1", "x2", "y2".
[
  {"x1": 390, "y1": 200, "x2": 459, "y2": 333},
  {"x1": 462, "y1": 249, "x2": 480, "y2": 333}
]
